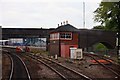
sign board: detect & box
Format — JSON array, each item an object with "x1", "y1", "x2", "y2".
[{"x1": 75, "y1": 49, "x2": 83, "y2": 59}]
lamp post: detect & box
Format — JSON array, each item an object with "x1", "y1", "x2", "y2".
[
  {"x1": 116, "y1": 32, "x2": 120, "y2": 62},
  {"x1": 83, "y1": 1, "x2": 87, "y2": 52}
]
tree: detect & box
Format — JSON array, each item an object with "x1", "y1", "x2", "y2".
[
  {"x1": 94, "y1": 1, "x2": 120, "y2": 31},
  {"x1": 93, "y1": 25, "x2": 105, "y2": 29},
  {"x1": 94, "y1": 1, "x2": 120, "y2": 61}
]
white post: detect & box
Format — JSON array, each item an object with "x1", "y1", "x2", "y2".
[{"x1": 55, "y1": 54, "x2": 58, "y2": 60}]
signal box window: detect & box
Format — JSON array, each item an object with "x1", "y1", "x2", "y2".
[
  {"x1": 50, "y1": 33, "x2": 59, "y2": 40},
  {"x1": 60, "y1": 33, "x2": 72, "y2": 40}
]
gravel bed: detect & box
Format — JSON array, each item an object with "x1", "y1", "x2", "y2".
[
  {"x1": 2, "y1": 52, "x2": 11, "y2": 79},
  {"x1": 54, "y1": 56, "x2": 118, "y2": 79},
  {"x1": 18, "y1": 53, "x2": 62, "y2": 80},
  {"x1": 37, "y1": 53, "x2": 118, "y2": 79},
  {"x1": 2, "y1": 47, "x2": 118, "y2": 79}
]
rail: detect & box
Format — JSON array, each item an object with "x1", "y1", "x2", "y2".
[
  {"x1": 3, "y1": 50, "x2": 31, "y2": 80},
  {"x1": 3, "y1": 52, "x2": 14, "y2": 80},
  {"x1": 85, "y1": 53, "x2": 120, "y2": 78},
  {"x1": 26, "y1": 53, "x2": 92, "y2": 80}
]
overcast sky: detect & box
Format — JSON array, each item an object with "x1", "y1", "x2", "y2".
[{"x1": 1, "y1": 0, "x2": 103, "y2": 29}]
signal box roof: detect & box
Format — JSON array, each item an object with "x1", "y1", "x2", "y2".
[{"x1": 51, "y1": 24, "x2": 79, "y2": 33}]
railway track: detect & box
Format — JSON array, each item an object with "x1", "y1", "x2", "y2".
[
  {"x1": 88, "y1": 53, "x2": 120, "y2": 68},
  {"x1": 86, "y1": 52, "x2": 120, "y2": 66},
  {"x1": 85, "y1": 53, "x2": 120, "y2": 79},
  {"x1": 2, "y1": 50, "x2": 31, "y2": 80},
  {"x1": 25, "y1": 53, "x2": 92, "y2": 80}
]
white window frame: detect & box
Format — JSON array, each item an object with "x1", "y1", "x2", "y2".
[
  {"x1": 60, "y1": 32, "x2": 72, "y2": 40},
  {"x1": 50, "y1": 33, "x2": 59, "y2": 40}
]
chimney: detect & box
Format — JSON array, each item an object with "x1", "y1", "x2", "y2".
[
  {"x1": 66, "y1": 20, "x2": 68, "y2": 24},
  {"x1": 58, "y1": 24, "x2": 59, "y2": 27},
  {"x1": 63, "y1": 21, "x2": 65, "y2": 25},
  {"x1": 61, "y1": 22, "x2": 62, "y2": 26}
]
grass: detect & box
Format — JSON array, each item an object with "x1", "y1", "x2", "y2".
[{"x1": 30, "y1": 48, "x2": 49, "y2": 57}]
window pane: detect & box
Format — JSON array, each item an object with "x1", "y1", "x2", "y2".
[
  {"x1": 66, "y1": 34, "x2": 71, "y2": 38},
  {"x1": 60, "y1": 33, "x2": 65, "y2": 38},
  {"x1": 50, "y1": 33, "x2": 60, "y2": 40},
  {"x1": 60, "y1": 33, "x2": 72, "y2": 39}
]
